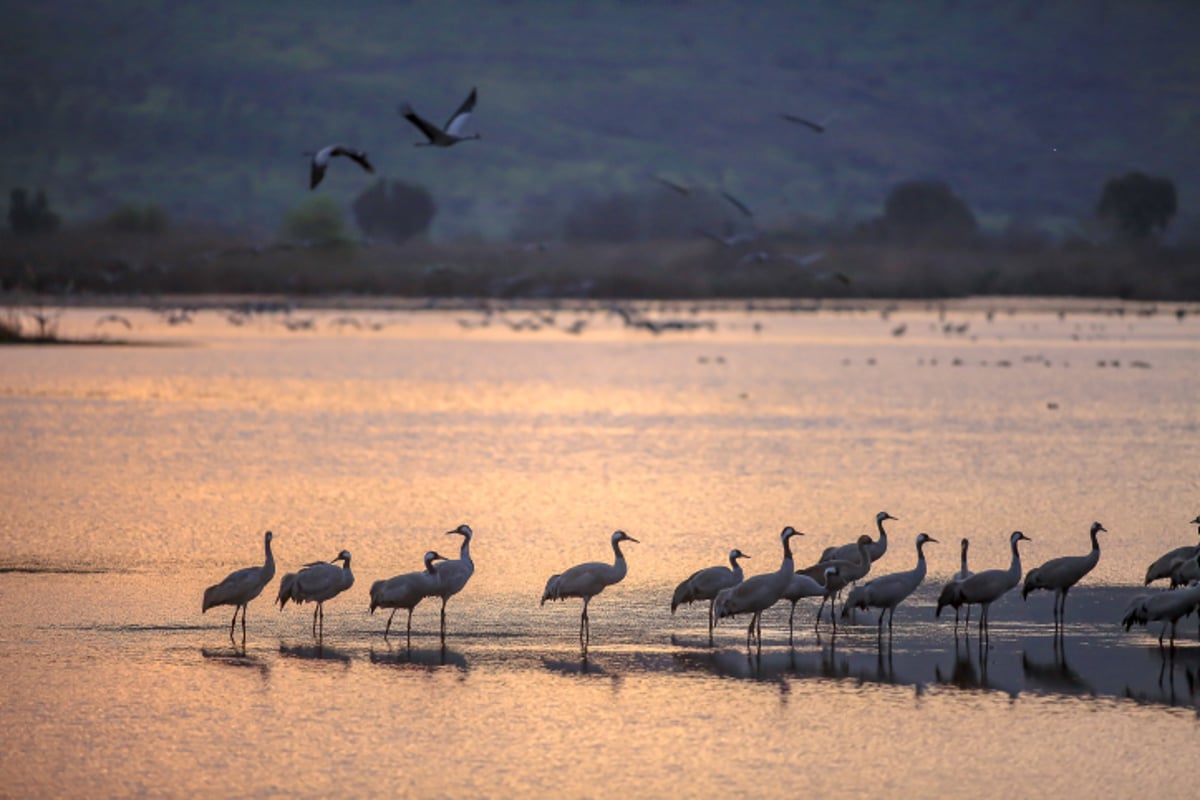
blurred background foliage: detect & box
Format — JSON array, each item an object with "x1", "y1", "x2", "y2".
[{"x1": 1, "y1": 0, "x2": 1197, "y2": 244}]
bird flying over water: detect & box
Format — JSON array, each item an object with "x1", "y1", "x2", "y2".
[
  {"x1": 307, "y1": 145, "x2": 374, "y2": 189},
  {"x1": 400, "y1": 87, "x2": 481, "y2": 147}
]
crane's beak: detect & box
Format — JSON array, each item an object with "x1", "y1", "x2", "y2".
[{"x1": 927, "y1": 536, "x2": 940, "y2": 544}]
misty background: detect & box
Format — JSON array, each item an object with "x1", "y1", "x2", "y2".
[{"x1": 3, "y1": 0, "x2": 1198, "y2": 244}]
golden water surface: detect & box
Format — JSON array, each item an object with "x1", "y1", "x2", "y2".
[{"x1": 1, "y1": 300, "x2": 1198, "y2": 797}]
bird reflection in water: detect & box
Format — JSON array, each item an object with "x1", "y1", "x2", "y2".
[
  {"x1": 1021, "y1": 637, "x2": 1094, "y2": 697},
  {"x1": 278, "y1": 641, "x2": 352, "y2": 665},
  {"x1": 199, "y1": 647, "x2": 270, "y2": 681},
  {"x1": 369, "y1": 645, "x2": 468, "y2": 672}
]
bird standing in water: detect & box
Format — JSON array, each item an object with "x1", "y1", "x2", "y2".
[{"x1": 202, "y1": 530, "x2": 276, "y2": 644}]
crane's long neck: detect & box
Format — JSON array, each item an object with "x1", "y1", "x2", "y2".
[
  {"x1": 913, "y1": 540, "x2": 929, "y2": 580},
  {"x1": 262, "y1": 536, "x2": 275, "y2": 581},
  {"x1": 612, "y1": 538, "x2": 627, "y2": 566},
  {"x1": 959, "y1": 544, "x2": 969, "y2": 576},
  {"x1": 1007, "y1": 538, "x2": 1023, "y2": 580},
  {"x1": 730, "y1": 554, "x2": 744, "y2": 580},
  {"x1": 876, "y1": 517, "x2": 890, "y2": 545},
  {"x1": 459, "y1": 536, "x2": 472, "y2": 564},
  {"x1": 779, "y1": 536, "x2": 795, "y2": 575}
]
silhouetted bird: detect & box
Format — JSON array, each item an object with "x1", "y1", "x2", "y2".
[
  {"x1": 307, "y1": 145, "x2": 374, "y2": 189},
  {"x1": 400, "y1": 87, "x2": 481, "y2": 147}
]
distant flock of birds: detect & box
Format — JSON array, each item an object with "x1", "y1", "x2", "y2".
[
  {"x1": 300, "y1": 86, "x2": 852, "y2": 274},
  {"x1": 202, "y1": 513, "x2": 1200, "y2": 653}
]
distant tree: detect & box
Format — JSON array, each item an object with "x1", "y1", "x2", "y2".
[
  {"x1": 104, "y1": 203, "x2": 168, "y2": 234},
  {"x1": 882, "y1": 180, "x2": 977, "y2": 245},
  {"x1": 351, "y1": 179, "x2": 436, "y2": 243},
  {"x1": 282, "y1": 196, "x2": 351, "y2": 245},
  {"x1": 8, "y1": 188, "x2": 61, "y2": 235},
  {"x1": 1096, "y1": 171, "x2": 1176, "y2": 242}
]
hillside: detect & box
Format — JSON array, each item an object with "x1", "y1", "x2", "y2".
[{"x1": 3, "y1": 0, "x2": 1198, "y2": 241}]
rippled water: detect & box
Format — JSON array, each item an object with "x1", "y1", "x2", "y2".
[{"x1": 2, "y1": 300, "x2": 1199, "y2": 797}]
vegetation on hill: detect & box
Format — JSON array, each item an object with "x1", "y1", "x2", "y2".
[{"x1": 2, "y1": 0, "x2": 1197, "y2": 245}]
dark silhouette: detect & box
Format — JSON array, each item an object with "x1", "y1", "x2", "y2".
[
  {"x1": 352, "y1": 179, "x2": 436, "y2": 244},
  {"x1": 881, "y1": 180, "x2": 977, "y2": 245},
  {"x1": 8, "y1": 188, "x2": 60, "y2": 235},
  {"x1": 1096, "y1": 171, "x2": 1177, "y2": 242}
]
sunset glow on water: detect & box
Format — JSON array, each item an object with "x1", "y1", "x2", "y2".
[{"x1": 2, "y1": 301, "x2": 1198, "y2": 797}]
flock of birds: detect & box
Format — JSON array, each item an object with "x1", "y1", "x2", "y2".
[
  {"x1": 301, "y1": 86, "x2": 851, "y2": 274},
  {"x1": 203, "y1": 513, "x2": 1200, "y2": 653}
]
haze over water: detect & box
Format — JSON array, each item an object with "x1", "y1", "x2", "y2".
[{"x1": 2, "y1": 299, "x2": 1198, "y2": 797}]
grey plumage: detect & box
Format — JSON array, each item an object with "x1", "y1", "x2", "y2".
[
  {"x1": 671, "y1": 548, "x2": 750, "y2": 639},
  {"x1": 949, "y1": 531, "x2": 1030, "y2": 640},
  {"x1": 541, "y1": 530, "x2": 639, "y2": 648},
  {"x1": 369, "y1": 550, "x2": 447, "y2": 642},
  {"x1": 842, "y1": 533, "x2": 938, "y2": 633},
  {"x1": 935, "y1": 537, "x2": 973, "y2": 632},
  {"x1": 1122, "y1": 565, "x2": 1200, "y2": 649},
  {"x1": 431, "y1": 524, "x2": 475, "y2": 640},
  {"x1": 277, "y1": 549, "x2": 354, "y2": 638},
  {"x1": 713, "y1": 527, "x2": 803, "y2": 649},
  {"x1": 1022, "y1": 522, "x2": 1105, "y2": 627},
  {"x1": 202, "y1": 530, "x2": 276, "y2": 643},
  {"x1": 1143, "y1": 515, "x2": 1200, "y2": 585}
]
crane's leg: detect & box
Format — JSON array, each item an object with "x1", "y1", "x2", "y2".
[
  {"x1": 815, "y1": 596, "x2": 828, "y2": 628},
  {"x1": 240, "y1": 604, "x2": 247, "y2": 643},
  {"x1": 788, "y1": 602, "x2": 797, "y2": 646},
  {"x1": 384, "y1": 609, "x2": 397, "y2": 642},
  {"x1": 888, "y1": 607, "x2": 895, "y2": 632},
  {"x1": 312, "y1": 605, "x2": 320, "y2": 638},
  {"x1": 708, "y1": 599, "x2": 715, "y2": 644},
  {"x1": 440, "y1": 598, "x2": 448, "y2": 641},
  {"x1": 228, "y1": 607, "x2": 239, "y2": 642},
  {"x1": 745, "y1": 616, "x2": 755, "y2": 651},
  {"x1": 406, "y1": 609, "x2": 414, "y2": 648},
  {"x1": 580, "y1": 598, "x2": 590, "y2": 648}
]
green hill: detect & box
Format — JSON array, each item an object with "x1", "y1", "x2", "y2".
[{"x1": 3, "y1": 0, "x2": 1197, "y2": 241}]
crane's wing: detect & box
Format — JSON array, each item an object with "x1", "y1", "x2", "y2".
[
  {"x1": 444, "y1": 87, "x2": 477, "y2": 136},
  {"x1": 400, "y1": 103, "x2": 444, "y2": 143},
  {"x1": 655, "y1": 175, "x2": 691, "y2": 195},
  {"x1": 721, "y1": 190, "x2": 754, "y2": 218},
  {"x1": 333, "y1": 147, "x2": 374, "y2": 173},
  {"x1": 780, "y1": 113, "x2": 825, "y2": 133}
]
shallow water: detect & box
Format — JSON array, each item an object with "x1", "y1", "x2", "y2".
[{"x1": 2, "y1": 300, "x2": 1199, "y2": 797}]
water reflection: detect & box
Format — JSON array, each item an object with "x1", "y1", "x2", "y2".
[
  {"x1": 199, "y1": 646, "x2": 271, "y2": 680},
  {"x1": 368, "y1": 645, "x2": 468, "y2": 672},
  {"x1": 1021, "y1": 639, "x2": 1095, "y2": 697},
  {"x1": 278, "y1": 641, "x2": 353, "y2": 665},
  {"x1": 540, "y1": 654, "x2": 621, "y2": 683}
]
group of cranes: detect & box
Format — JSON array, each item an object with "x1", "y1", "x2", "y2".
[
  {"x1": 307, "y1": 87, "x2": 480, "y2": 189},
  {"x1": 203, "y1": 514, "x2": 1200, "y2": 654},
  {"x1": 203, "y1": 524, "x2": 475, "y2": 645}
]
